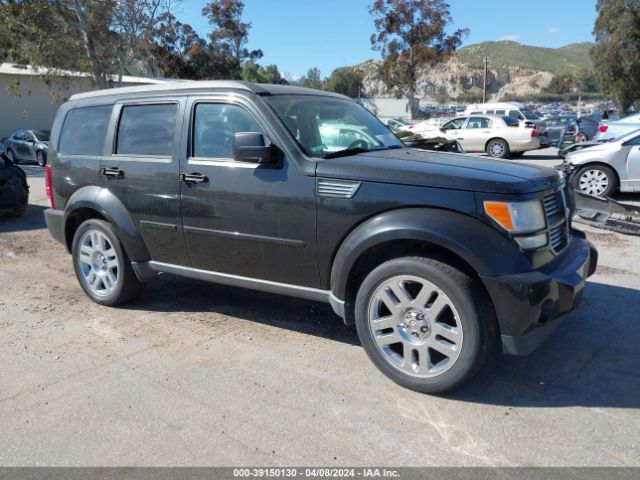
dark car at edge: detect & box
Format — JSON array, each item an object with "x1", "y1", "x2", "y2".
[{"x1": 43, "y1": 81, "x2": 598, "y2": 393}]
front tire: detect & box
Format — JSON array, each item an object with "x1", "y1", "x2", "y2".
[
  {"x1": 6, "y1": 149, "x2": 18, "y2": 164},
  {"x1": 36, "y1": 150, "x2": 46, "y2": 167},
  {"x1": 354, "y1": 256, "x2": 497, "y2": 394},
  {"x1": 572, "y1": 164, "x2": 618, "y2": 197},
  {"x1": 486, "y1": 139, "x2": 510, "y2": 159},
  {"x1": 72, "y1": 219, "x2": 145, "y2": 306}
]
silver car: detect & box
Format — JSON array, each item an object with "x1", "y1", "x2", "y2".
[
  {"x1": 566, "y1": 128, "x2": 640, "y2": 196},
  {"x1": 594, "y1": 113, "x2": 640, "y2": 141},
  {"x1": 4, "y1": 129, "x2": 50, "y2": 166}
]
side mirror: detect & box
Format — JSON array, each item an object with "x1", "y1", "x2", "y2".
[{"x1": 233, "y1": 132, "x2": 274, "y2": 164}]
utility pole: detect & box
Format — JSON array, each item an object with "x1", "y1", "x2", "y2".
[{"x1": 482, "y1": 56, "x2": 488, "y2": 103}]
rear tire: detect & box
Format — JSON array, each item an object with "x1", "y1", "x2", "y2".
[
  {"x1": 72, "y1": 219, "x2": 145, "y2": 306},
  {"x1": 354, "y1": 256, "x2": 497, "y2": 394},
  {"x1": 486, "y1": 139, "x2": 510, "y2": 159}
]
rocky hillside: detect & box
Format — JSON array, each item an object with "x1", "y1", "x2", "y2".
[{"x1": 358, "y1": 41, "x2": 595, "y2": 102}]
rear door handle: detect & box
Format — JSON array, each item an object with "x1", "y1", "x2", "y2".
[
  {"x1": 179, "y1": 173, "x2": 209, "y2": 183},
  {"x1": 101, "y1": 167, "x2": 124, "y2": 178}
]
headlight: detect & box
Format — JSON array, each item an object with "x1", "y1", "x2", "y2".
[{"x1": 484, "y1": 200, "x2": 546, "y2": 233}]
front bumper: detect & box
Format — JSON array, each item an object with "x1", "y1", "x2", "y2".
[{"x1": 480, "y1": 231, "x2": 598, "y2": 355}]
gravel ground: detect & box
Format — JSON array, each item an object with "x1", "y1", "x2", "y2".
[{"x1": 0, "y1": 162, "x2": 639, "y2": 467}]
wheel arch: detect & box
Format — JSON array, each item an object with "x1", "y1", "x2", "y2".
[
  {"x1": 330, "y1": 207, "x2": 530, "y2": 325},
  {"x1": 62, "y1": 186, "x2": 150, "y2": 261},
  {"x1": 484, "y1": 137, "x2": 509, "y2": 151}
]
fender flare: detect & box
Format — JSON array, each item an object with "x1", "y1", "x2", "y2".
[
  {"x1": 329, "y1": 207, "x2": 530, "y2": 303},
  {"x1": 62, "y1": 186, "x2": 150, "y2": 261}
]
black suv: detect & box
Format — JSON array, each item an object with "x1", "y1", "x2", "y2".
[{"x1": 44, "y1": 82, "x2": 597, "y2": 393}]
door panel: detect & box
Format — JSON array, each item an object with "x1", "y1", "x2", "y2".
[
  {"x1": 179, "y1": 96, "x2": 319, "y2": 287},
  {"x1": 100, "y1": 99, "x2": 190, "y2": 265},
  {"x1": 626, "y1": 145, "x2": 640, "y2": 187}
]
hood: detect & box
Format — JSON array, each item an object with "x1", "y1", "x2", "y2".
[
  {"x1": 568, "y1": 141, "x2": 617, "y2": 161},
  {"x1": 316, "y1": 148, "x2": 562, "y2": 195}
]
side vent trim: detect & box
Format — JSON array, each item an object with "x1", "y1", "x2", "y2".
[{"x1": 317, "y1": 179, "x2": 361, "y2": 199}]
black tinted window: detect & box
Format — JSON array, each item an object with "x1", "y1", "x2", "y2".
[
  {"x1": 503, "y1": 116, "x2": 520, "y2": 127},
  {"x1": 117, "y1": 104, "x2": 177, "y2": 156},
  {"x1": 59, "y1": 106, "x2": 112, "y2": 155},
  {"x1": 193, "y1": 103, "x2": 263, "y2": 158}
]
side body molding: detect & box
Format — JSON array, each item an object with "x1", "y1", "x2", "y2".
[
  {"x1": 62, "y1": 186, "x2": 151, "y2": 261},
  {"x1": 329, "y1": 207, "x2": 532, "y2": 303}
]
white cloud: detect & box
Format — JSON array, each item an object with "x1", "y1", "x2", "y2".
[
  {"x1": 547, "y1": 26, "x2": 560, "y2": 33},
  {"x1": 497, "y1": 34, "x2": 520, "y2": 42}
]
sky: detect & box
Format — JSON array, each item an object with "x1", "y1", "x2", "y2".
[{"x1": 177, "y1": 0, "x2": 598, "y2": 81}]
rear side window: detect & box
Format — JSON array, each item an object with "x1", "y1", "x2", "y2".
[
  {"x1": 116, "y1": 104, "x2": 177, "y2": 156},
  {"x1": 59, "y1": 106, "x2": 112, "y2": 155},
  {"x1": 466, "y1": 117, "x2": 492, "y2": 129}
]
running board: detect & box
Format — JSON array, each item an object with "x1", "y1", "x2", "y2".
[
  {"x1": 573, "y1": 192, "x2": 640, "y2": 236},
  {"x1": 131, "y1": 260, "x2": 346, "y2": 319}
]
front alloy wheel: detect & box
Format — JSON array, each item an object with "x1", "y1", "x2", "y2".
[
  {"x1": 572, "y1": 165, "x2": 617, "y2": 197},
  {"x1": 36, "y1": 150, "x2": 46, "y2": 167},
  {"x1": 355, "y1": 256, "x2": 497, "y2": 393},
  {"x1": 367, "y1": 275, "x2": 463, "y2": 378}
]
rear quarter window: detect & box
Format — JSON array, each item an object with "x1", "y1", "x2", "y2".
[
  {"x1": 58, "y1": 105, "x2": 112, "y2": 155},
  {"x1": 502, "y1": 116, "x2": 520, "y2": 127}
]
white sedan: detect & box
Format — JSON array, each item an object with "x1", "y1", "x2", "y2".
[{"x1": 410, "y1": 114, "x2": 540, "y2": 159}]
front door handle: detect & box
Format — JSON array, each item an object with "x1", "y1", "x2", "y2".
[
  {"x1": 101, "y1": 167, "x2": 124, "y2": 178},
  {"x1": 179, "y1": 173, "x2": 209, "y2": 183}
]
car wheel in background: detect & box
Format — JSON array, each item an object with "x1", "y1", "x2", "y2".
[
  {"x1": 36, "y1": 150, "x2": 46, "y2": 167},
  {"x1": 6, "y1": 149, "x2": 18, "y2": 164},
  {"x1": 354, "y1": 256, "x2": 497, "y2": 394},
  {"x1": 572, "y1": 164, "x2": 618, "y2": 197},
  {"x1": 486, "y1": 139, "x2": 510, "y2": 159},
  {"x1": 72, "y1": 219, "x2": 145, "y2": 306}
]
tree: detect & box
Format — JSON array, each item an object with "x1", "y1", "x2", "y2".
[
  {"x1": 324, "y1": 67, "x2": 363, "y2": 97},
  {"x1": 240, "y1": 61, "x2": 287, "y2": 84},
  {"x1": 369, "y1": 0, "x2": 468, "y2": 118},
  {"x1": 202, "y1": 0, "x2": 262, "y2": 79},
  {"x1": 591, "y1": 0, "x2": 640, "y2": 114},
  {"x1": 302, "y1": 67, "x2": 323, "y2": 89},
  {"x1": 142, "y1": 12, "x2": 214, "y2": 79},
  {"x1": 547, "y1": 74, "x2": 573, "y2": 95}
]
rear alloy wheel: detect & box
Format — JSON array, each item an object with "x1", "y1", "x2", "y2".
[
  {"x1": 575, "y1": 132, "x2": 588, "y2": 143},
  {"x1": 486, "y1": 139, "x2": 510, "y2": 159},
  {"x1": 72, "y1": 219, "x2": 145, "y2": 306},
  {"x1": 355, "y1": 256, "x2": 497, "y2": 394},
  {"x1": 572, "y1": 165, "x2": 618, "y2": 197},
  {"x1": 36, "y1": 150, "x2": 46, "y2": 167}
]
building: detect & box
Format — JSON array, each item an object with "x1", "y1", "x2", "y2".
[
  {"x1": 356, "y1": 97, "x2": 411, "y2": 120},
  {"x1": 0, "y1": 63, "x2": 166, "y2": 138}
]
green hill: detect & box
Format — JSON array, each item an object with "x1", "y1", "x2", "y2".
[{"x1": 455, "y1": 41, "x2": 594, "y2": 75}]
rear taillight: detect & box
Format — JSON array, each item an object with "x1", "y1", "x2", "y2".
[
  {"x1": 45, "y1": 163, "x2": 55, "y2": 209},
  {"x1": 531, "y1": 129, "x2": 537, "y2": 137},
  {"x1": 598, "y1": 125, "x2": 608, "y2": 133}
]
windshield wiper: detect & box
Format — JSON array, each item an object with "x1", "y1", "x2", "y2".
[
  {"x1": 321, "y1": 145, "x2": 403, "y2": 160},
  {"x1": 322, "y1": 147, "x2": 369, "y2": 159}
]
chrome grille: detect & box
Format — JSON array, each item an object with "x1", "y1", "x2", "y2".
[
  {"x1": 543, "y1": 190, "x2": 568, "y2": 252},
  {"x1": 317, "y1": 179, "x2": 361, "y2": 199}
]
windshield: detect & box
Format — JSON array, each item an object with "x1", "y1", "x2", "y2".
[
  {"x1": 33, "y1": 130, "x2": 50, "y2": 141},
  {"x1": 520, "y1": 109, "x2": 539, "y2": 120},
  {"x1": 265, "y1": 95, "x2": 402, "y2": 158}
]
